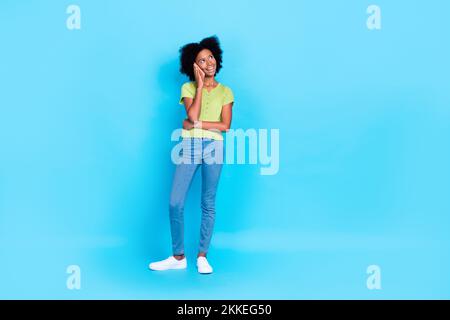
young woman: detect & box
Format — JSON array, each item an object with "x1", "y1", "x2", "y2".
[{"x1": 149, "y1": 36, "x2": 234, "y2": 274}]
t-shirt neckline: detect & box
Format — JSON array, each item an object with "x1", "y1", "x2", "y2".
[{"x1": 202, "y1": 82, "x2": 221, "y2": 94}]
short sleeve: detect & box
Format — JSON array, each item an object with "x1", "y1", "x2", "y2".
[
  {"x1": 179, "y1": 82, "x2": 195, "y2": 105},
  {"x1": 223, "y1": 86, "x2": 234, "y2": 106}
]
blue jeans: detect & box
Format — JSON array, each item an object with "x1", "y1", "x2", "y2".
[{"x1": 169, "y1": 137, "x2": 223, "y2": 255}]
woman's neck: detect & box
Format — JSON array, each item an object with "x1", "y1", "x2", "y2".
[{"x1": 203, "y1": 76, "x2": 217, "y2": 87}]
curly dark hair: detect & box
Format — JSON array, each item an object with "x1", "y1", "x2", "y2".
[{"x1": 179, "y1": 35, "x2": 223, "y2": 81}]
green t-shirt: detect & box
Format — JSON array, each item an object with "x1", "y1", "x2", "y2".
[{"x1": 179, "y1": 81, "x2": 234, "y2": 141}]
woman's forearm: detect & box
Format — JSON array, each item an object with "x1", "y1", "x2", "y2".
[
  {"x1": 187, "y1": 88, "x2": 203, "y2": 122},
  {"x1": 200, "y1": 120, "x2": 230, "y2": 132}
]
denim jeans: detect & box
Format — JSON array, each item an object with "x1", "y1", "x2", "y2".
[{"x1": 169, "y1": 137, "x2": 223, "y2": 255}]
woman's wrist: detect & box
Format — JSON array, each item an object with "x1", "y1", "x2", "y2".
[{"x1": 193, "y1": 120, "x2": 202, "y2": 128}]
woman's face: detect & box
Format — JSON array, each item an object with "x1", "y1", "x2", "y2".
[{"x1": 195, "y1": 49, "x2": 216, "y2": 77}]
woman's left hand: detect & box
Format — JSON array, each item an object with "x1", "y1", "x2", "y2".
[{"x1": 183, "y1": 118, "x2": 194, "y2": 130}]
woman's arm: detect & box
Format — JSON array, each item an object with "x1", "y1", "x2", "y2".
[
  {"x1": 183, "y1": 103, "x2": 233, "y2": 132},
  {"x1": 202, "y1": 102, "x2": 233, "y2": 132},
  {"x1": 183, "y1": 89, "x2": 202, "y2": 122},
  {"x1": 182, "y1": 63, "x2": 205, "y2": 122}
]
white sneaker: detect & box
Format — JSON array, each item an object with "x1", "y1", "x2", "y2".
[
  {"x1": 149, "y1": 256, "x2": 187, "y2": 271},
  {"x1": 197, "y1": 256, "x2": 213, "y2": 274}
]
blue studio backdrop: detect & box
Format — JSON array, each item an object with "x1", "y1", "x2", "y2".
[{"x1": 1, "y1": 0, "x2": 449, "y2": 299}]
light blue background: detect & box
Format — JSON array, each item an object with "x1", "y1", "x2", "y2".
[{"x1": 1, "y1": 0, "x2": 449, "y2": 299}]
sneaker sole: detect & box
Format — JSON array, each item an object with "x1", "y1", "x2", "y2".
[
  {"x1": 197, "y1": 269, "x2": 213, "y2": 274},
  {"x1": 149, "y1": 264, "x2": 187, "y2": 271}
]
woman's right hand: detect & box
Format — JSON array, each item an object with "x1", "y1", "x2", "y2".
[
  {"x1": 193, "y1": 63, "x2": 205, "y2": 89},
  {"x1": 183, "y1": 118, "x2": 194, "y2": 130}
]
